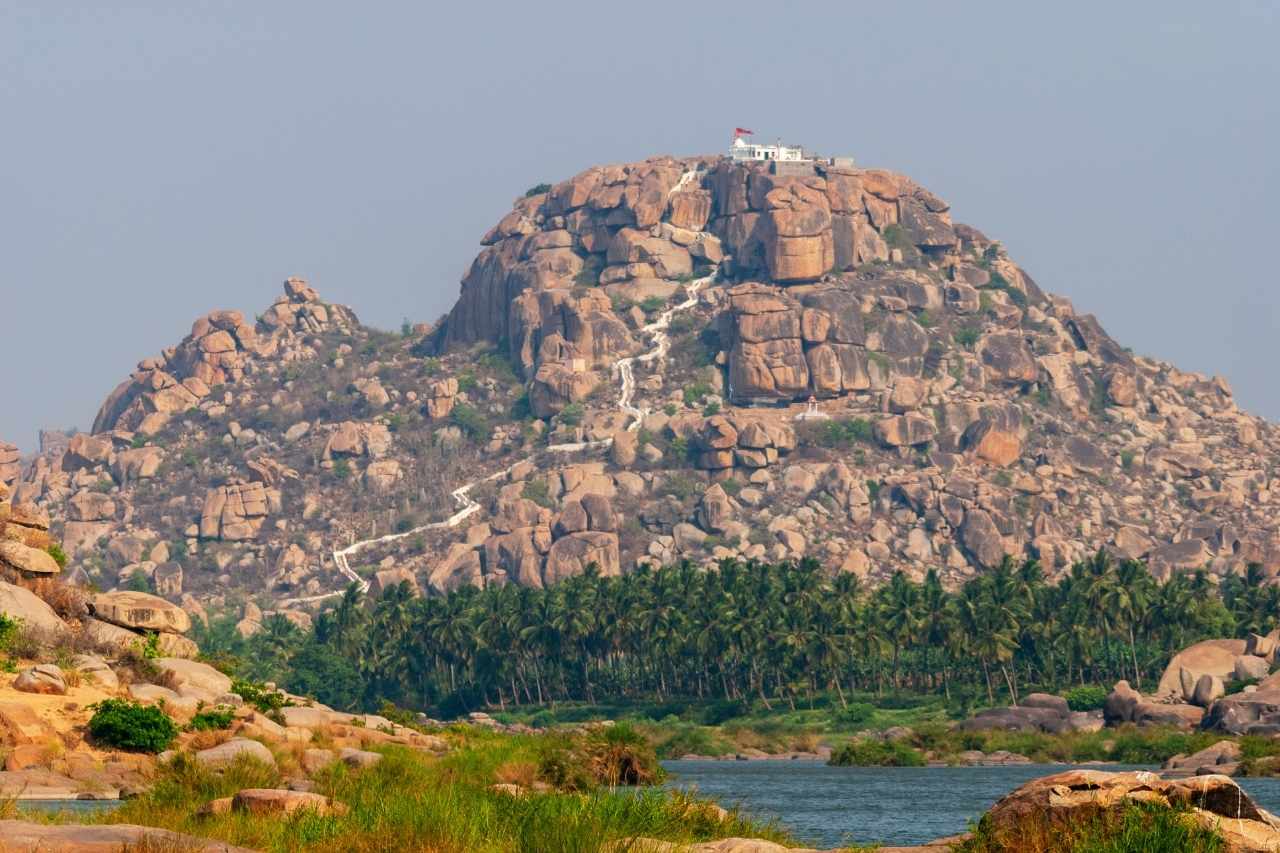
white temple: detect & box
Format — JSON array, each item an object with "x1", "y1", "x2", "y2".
[{"x1": 729, "y1": 133, "x2": 809, "y2": 163}]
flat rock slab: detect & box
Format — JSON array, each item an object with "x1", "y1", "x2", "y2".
[
  {"x1": 195, "y1": 738, "x2": 276, "y2": 768},
  {"x1": 232, "y1": 787, "x2": 348, "y2": 816},
  {"x1": 91, "y1": 590, "x2": 192, "y2": 634},
  {"x1": 0, "y1": 819, "x2": 255, "y2": 851}
]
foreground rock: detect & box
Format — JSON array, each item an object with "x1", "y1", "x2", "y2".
[
  {"x1": 200, "y1": 787, "x2": 348, "y2": 817},
  {"x1": 980, "y1": 768, "x2": 1280, "y2": 852},
  {"x1": 0, "y1": 820, "x2": 254, "y2": 852}
]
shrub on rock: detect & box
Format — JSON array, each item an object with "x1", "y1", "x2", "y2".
[
  {"x1": 88, "y1": 698, "x2": 178, "y2": 753},
  {"x1": 1064, "y1": 685, "x2": 1109, "y2": 712}
]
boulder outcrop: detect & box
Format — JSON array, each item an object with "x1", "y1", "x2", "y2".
[{"x1": 979, "y1": 769, "x2": 1280, "y2": 853}]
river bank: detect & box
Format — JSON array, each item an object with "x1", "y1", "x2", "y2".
[{"x1": 663, "y1": 759, "x2": 1280, "y2": 849}]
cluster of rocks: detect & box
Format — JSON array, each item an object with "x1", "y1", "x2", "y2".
[
  {"x1": 93, "y1": 279, "x2": 358, "y2": 438},
  {"x1": 1097, "y1": 632, "x2": 1280, "y2": 737},
  {"x1": 0, "y1": 497, "x2": 58, "y2": 577},
  {"x1": 0, "y1": 441, "x2": 19, "y2": 488},
  {"x1": 958, "y1": 692, "x2": 1103, "y2": 735},
  {"x1": 198, "y1": 479, "x2": 273, "y2": 541},
  {"x1": 430, "y1": 477, "x2": 621, "y2": 592},
  {"x1": 13, "y1": 147, "x2": 1280, "y2": 616},
  {"x1": 257, "y1": 276, "x2": 359, "y2": 341},
  {"x1": 84, "y1": 589, "x2": 199, "y2": 658}
]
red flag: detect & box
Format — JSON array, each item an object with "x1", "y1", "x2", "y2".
[{"x1": 734, "y1": 127, "x2": 754, "y2": 136}]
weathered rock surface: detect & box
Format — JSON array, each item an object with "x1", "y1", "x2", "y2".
[
  {"x1": 90, "y1": 591, "x2": 192, "y2": 634},
  {"x1": 0, "y1": 820, "x2": 255, "y2": 852},
  {"x1": 981, "y1": 769, "x2": 1280, "y2": 853}
]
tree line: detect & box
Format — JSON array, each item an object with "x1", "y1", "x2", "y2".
[{"x1": 194, "y1": 554, "x2": 1280, "y2": 716}]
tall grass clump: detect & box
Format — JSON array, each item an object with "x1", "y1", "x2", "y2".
[
  {"x1": 829, "y1": 737, "x2": 925, "y2": 767},
  {"x1": 958, "y1": 801, "x2": 1224, "y2": 852},
  {"x1": 90, "y1": 740, "x2": 789, "y2": 853}
]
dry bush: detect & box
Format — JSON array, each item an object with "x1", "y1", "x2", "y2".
[
  {"x1": 184, "y1": 728, "x2": 233, "y2": 751},
  {"x1": 790, "y1": 732, "x2": 821, "y2": 753},
  {"x1": 24, "y1": 577, "x2": 88, "y2": 620},
  {"x1": 493, "y1": 760, "x2": 538, "y2": 787},
  {"x1": 310, "y1": 723, "x2": 335, "y2": 749}
]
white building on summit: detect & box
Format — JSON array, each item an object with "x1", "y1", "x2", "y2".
[{"x1": 729, "y1": 129, "x2": 809, "y2": 163}]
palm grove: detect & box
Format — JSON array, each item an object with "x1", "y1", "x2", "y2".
[{"x1": 195, "y1": 555, "x2": 1280, "y2": 717}]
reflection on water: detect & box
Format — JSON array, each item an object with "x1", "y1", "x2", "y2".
[{"x1": 662, "y1": 760, "x2": 1280, "y2": 848}]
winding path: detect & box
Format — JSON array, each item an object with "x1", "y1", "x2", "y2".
[{"x1": 283, "y1": 171, "x2": 715, "y2": 608}]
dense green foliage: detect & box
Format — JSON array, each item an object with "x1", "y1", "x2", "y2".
[
  {"x1": 829, "y1": 737, "x2": 925, "y2": 767},
  {"x1": 0, "y1": 613, "x2": 19, "y2": 652},
  {"x1": 186, "y1": 707, "x2": 235, "y2": 731},
  {"x1": 1064, "y1": 685, "x2": 1109, "y2": 711},
  {"x1": 87, "y1": 699, "x2": 178, "y2": 752},
  {"x1": 194, "y1": 552, "x2": 1278, "y2": 718}
]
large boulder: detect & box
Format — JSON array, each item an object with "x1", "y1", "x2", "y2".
[
  {"x1": 544, "y1": 532, "x2": 620, "y2": 585},
  {"x1": 229, "y1": 788, "x2": 348, "y2": 817},
  {"x1": 0, "y1": 820, "x2": 255, "y2": 852},
  {"x1": 1103, "y1": 680, "x2": 1141, "y2": 725},
  {"x1": 0, "y1": 581, "x2": 68, "y2": 636},
  {"x1": 1163, "y1": 740, "x2": 1242, "y2": 775},
  {"x1": 195, "y1": 738, "x2": 276, "y2": 769},
  {"x1": 152, "y1": 658, "x2": 232, "y2": 701},
  {"x1": 1237, "y1": 655, "x2": 1272, "y2": 682},
  {"x1": 1202, "y1": 688, "x2": 1280, "y2": 735},
  {"x1": 199, "y1": 481, "x2": 269, "y2": 541},
  {"x1": 0, "y1": 541, "x2": 60, "y2": 575},
  {"x1": 13, "y1": 664, "x2": 66, "y2": 695},
  {"x1": 90, "y1": 591, "x2": 192, "y2": 634},
  {"x1": 958, "y1": 705, "x2": 1071, "y2": 734},
  {"x1": 979, "y1": 769, "x2": 1280, "y2": 852},
  {"x1": 1155, "y1": 639, "x2": 1247, "y2": 701}
]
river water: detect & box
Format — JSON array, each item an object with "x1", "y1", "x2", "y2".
[{"x1": 662, "y1": 760, "x2": 1280, "y2": 848}]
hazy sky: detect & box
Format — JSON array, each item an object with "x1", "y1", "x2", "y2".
[{"x1": 3, "y1": 1, "x2": 1278, "y2": 450}]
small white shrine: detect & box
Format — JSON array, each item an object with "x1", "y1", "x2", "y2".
[
  {"x1": 729, "y1": 131, "x2": 809, "y2": 163},
  {"x1": 794, "y1": 396, "x2": 830, "y2": 421}
]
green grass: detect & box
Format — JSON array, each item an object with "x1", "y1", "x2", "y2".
[
  {"x1": 70, "y1": 729, "x2": 789, "y2": 853},
  {"x1": 829, "y1": 738, "x2": 926, "y2": 767},
  {"x1": 959, "y1": 800, "x2": 1224, "y2": 852}
]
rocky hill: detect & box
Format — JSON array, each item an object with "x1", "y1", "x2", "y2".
[{"x1": 4, "y1": 151, "x2": 1277, "y2": 626}]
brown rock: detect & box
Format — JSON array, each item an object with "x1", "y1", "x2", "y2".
[
  {"x1": 231, "y1": 788, "x2": 348, "y2": 817},
  {"x1": 963, "y1": 420, "x2": 1022, "y2": 467},
  {"x1": 979, "y1": 331, "x2": 1038, "y2": 385},
  {"x1": 0, "y1": 820, "x2": 255, "y2": 852},
  {"x1": 13, "y1": 664, "x2": 66, "y2": 695},
  {"x1": 544, "y1": 532, "x2": 620, "y2": 584},
  {"x1": 961, "y1": 509, "x2": 1007, "y2": 570},
  {"x1": 981, "y1": 769, "x2": 1280, "y2": 853},
  {"x1": 875, "y1": 414, "x2": 936, "y2": 448},
  {"x1": 200, "y1": 481, "x2": 269, "y2": 541},
  {"x1": 0, "y1": 582, "x2": 67, "y2": 636},
  {"x1": 91, "y1": 590, "x2": 192, "y2": 634},
  {"x1": 67, "y1": 490, "x2": 116, "y2": 522},
  {"x1": 698, "y1": 484, "x2": 734, "y2": 534},
  {"x1": 0, "y1": 541, "x2": 60, "y2": 575},
  {"x1": 62, "y1": 434, "x2": 113, "y2": 472}
]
